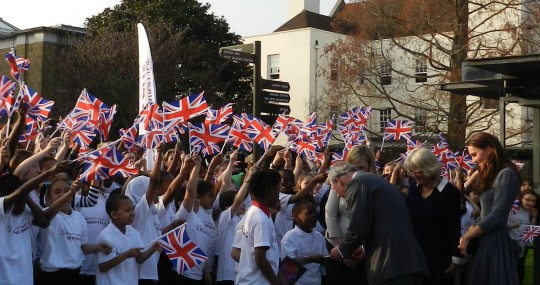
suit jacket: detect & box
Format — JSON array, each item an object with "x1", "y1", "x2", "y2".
[{"x1": 338, "y1": 172, "x2": 429, "y2": 285}]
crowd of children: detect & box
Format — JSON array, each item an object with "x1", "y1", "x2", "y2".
[{"x1": 0, "y1": 107, "x2": 538, "y2": 285}]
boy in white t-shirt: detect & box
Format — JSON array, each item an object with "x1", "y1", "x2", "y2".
[
  {"x1": 0, "y1": 161, "x2": 77, "y2": 285},
  {"x1": 96, "y1": 194, "x2": 161, "y2": 285},
  {"x1": 234, "y1": 169, "x2": 283, "y2": 285},
  {"x1": 281, "y1": 200, "x2": 329, "y2": 285},
  {"x1": 38, "y1": 178, "x2": 111, "y2": 285}
]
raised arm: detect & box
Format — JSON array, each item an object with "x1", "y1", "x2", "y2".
[
  {"x1": 146, "y1": 142, "x2": 165, "y2": 206},
  {"x1": 13, "y1": 137, "x2": 62, "y2": 178},
  {"x1": 216, "y1": 150, "x2": 238, "y2": 195},
  {"x1": 3, "y1": 160, "x2": 67, "y2": 210},
  {"x1": 0, "y1": 139, "x2": 10, "y2": 171},
  {"x1": 292, "y1": 155, "x2": 304, "y2": 182},
  {"x1": 318, "y1": 149, "x2": 331, "y2": 174},
  {"x1": 204, "y1": 152, "x2": 223, "y2": 182},
  {"x1": 7, "y1": 106, "x2": 27, "y2": 156},
  {"x1": 166, "y1": 140, "x2": 183, "y2": 175},
  {"x1": 289, "y1": 172, "x2": 328, "y2": 204},
  {"x1": 161, "y1": 154, "x2": 194, "y2": 207},
  {"x1": 230, "y1": 166, "x2": 256, "y2": 216},
  {"x1": 54, "y1": 130, "x2": 72, "y2": 161},
  {"x1": 182, "y1": 154, "x2": 201, "y2": 212}
]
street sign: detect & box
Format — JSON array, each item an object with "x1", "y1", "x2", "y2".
[
  {"x1": 261, "y1": 102, "x2": 291, "y2": 114},
  {"x1": 262, "y1": 91, "x2": 290, "y2": 103},
  {"x1": 221, "y1": 43, "x2": 254, "y2": 54},
  {"x1": 219, "y1": 48, "x2": 254, "y2": 63},
  {"x1": 261, "y1": 79, "x2": 290, "y2": 92}
]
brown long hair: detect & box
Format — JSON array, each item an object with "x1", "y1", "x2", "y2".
[{"x1": 465, "y1": 132, "x2": 520, "y2": 192}]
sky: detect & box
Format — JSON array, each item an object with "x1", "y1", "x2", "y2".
[{"x1": 3, "y1": 0, "x2": 339, "y2": 37}]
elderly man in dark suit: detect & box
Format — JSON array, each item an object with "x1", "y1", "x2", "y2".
[{"x1": 328, "y1": 163, "x2": 429, "y2": 285}]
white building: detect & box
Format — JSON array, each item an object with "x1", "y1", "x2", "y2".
[{"x1": 243, "y1": 0, "x2": 536, "y2": 149}]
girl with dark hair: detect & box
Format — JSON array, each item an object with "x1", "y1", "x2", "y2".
[{"x1": 458, "y1": 132, "x2": 521, "y2": 285}]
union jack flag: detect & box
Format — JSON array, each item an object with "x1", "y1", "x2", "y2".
[
  {"x1": 120, "y1": 125, "x2": 139, "y2": 151},
  {"x1": 232, "y1": 113, "x2": 254, "y2": 128},
  {"x1": 383, "y1": 120, "x2": 412, "y2": 141},
  {"x1": 0, "y1": 75, "x2": 15, "y2": 101},
  {"x1": 98, "y1": 104, "x2": 117, "y2": 141},
  {"x1": 457, "y1": 151, "x2": 475, "y2": 172},
  {"x1": 246, "y1": 118, "x2": 278, "y2": 151},
  {"x1": 163, "y1": 92, "x2": 209, "y2": 129},
  {"x1": 0, "y1": 89, "x2": 22, "y2": 118},
  {"x1": 19, "y1": 117, "x2": 39, "y2": 143},
  {"x1": 439, "y1": 151, "x2": 458, "y2": 170},
  {"x1": 189, "y1": 123, "x2": 230, "y2": 156},
  {"x1": 79, "y1": 148, "x2": 112, "y2": 181},
  {"x1": 75, "y1": 89, "x2": 103, "y2": 124},
  {"x1": 102, "y1": 146, "x2": 138, "y2": 177},
  {"x1": 5, "y1": 49, "x2": 30, "y2": 82},
  {"x1": 274, "y1": 114, "x2": 303, "y2": 141},
  {"x1": 340, "y1": 106, "x2": 371, "y2": 132},
  {"x1": 227, "y1": 119, "x2": 253, "y2": 152},
  {"x1": 510, "y1": 199, "x2": 520, "y2": 216},
  {"x1": 406, "y1": 139, "x2": 424, "y2": 152},
  {"x1": 142, "y1": 130, "x2": 165, "y2": 149},
  {"x1": 298, "y1": 112, "x2": 318, "y2": 139},
  {"x1": 331, "y1": 150, "x2": 348, "y2": 167},
  {"x1": 158, "y1": 224, "x2": 208, "y2": 274},
  {"x1": 204, "y1": 103, "x2": 233, "y2": 125},
  {"x1": 338, "y1": 123, "x2": 364, "y2": 151},
  {"x1": 290, "y1": 137, "x2": 317, "y2": 160},
  {"x1": 71, "y1": 124, "x2": 97, "y2": 149},
  {"x1": 519, "y1": 225, "x2": 540, "y2": 243},
  {"x1": 21, "y1": 84, "x2": 54, "y2": 122}
]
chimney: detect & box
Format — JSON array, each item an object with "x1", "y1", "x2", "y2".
[{"x1": 288, "y1": 0, "x2": 320, "y2": 19}]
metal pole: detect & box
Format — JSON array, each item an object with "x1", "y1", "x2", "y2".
[{"x1": 253, "y1": 41, "x2": 262, "y2": 161}]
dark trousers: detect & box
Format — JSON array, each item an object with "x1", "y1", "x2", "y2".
[
  {"x1": 41, "y1": 267, "x2": 81, "y2": 285},
  {"x1": 156, "y1": 251, "x2": 183, "y2": 285},
  {"x1": 216, "y1": 281, "x2": 234, "y2": 285},
  {"x1": 380, "y1": 272, "x2": 425, "y2": 285},
  {"x1": 79, "y1": 274, "x2": 95, "y2": 285}
]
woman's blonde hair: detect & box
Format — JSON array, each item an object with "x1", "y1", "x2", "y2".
[
  {"x1": 404, "y1": 148, "x2": 441, "y2": 179},
  {"x1": 346, "y1": 145, "x2": 376, "y2": 174}
]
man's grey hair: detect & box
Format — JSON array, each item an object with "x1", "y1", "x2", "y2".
[{"x1": 328, "y1": 162, "x2": 358, "y2": 185}]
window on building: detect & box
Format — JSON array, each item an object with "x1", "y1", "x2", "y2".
[
  {"x1": 414, "y1": 108, "x2": 427, "y2": 133},
  {"x1": 415, "y1": 57, "x2": 428, "y2": 83},
  {"x1": 268, "y1": 54, "x2": 280, "y2": 80},
  {"x1": 330, "y1": 57, "x2": 339, "y2": 81},
  {"x1": 481, "y1": 98, "x2": 499, "y2": 109},
  {"x1": 380, "y1": 61, "x2": 392, "y2": 85},
  {"x1": 380, "y1": 109, "x2": 392, "y2": 133}
]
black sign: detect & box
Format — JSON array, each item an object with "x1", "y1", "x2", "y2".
[
  {"x1": 261, "y1": 79, "x2": 290, "y2": 92},
  {"x1": 261, "y1": 102, "x2": 291, "y2": 114},
  {"x1": 219, "y1": 49, "x2": 254, "y2": 63},
  {"x1": 260, "y1": 114, "x2": 278, "y2": 126},
  {"x1": 262, "y1": 91, "x2": 290, "y2": 103}
]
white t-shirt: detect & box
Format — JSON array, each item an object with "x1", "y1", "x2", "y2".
[
  {"x1": 96, "y1": 223, "x2": 143, "y2": 285},
  {"x1": 274, "y1": 193, "x2": 294, "y2": 243},
  {"x1": 39, "y1": 210, "x2": 88, "y2": 272},
  {"x1": 156, "y1": 196, "x2": 176, "y2": 229},
  {"x1": 79, "y1": 197, "x2": 110, "y2": 275},
  {"x1": 132, "y1": 194, "x2": 162, "y2": 280},
  {"x1": 0, "y1": 197, "x2": 35, "y2": 285},
  {"x1": 197, "y1": 207, "x2": 217, "y2": 270},
  {"x1": 236, "y1": 205, "x2": 279, "y2": 285},
  {"x1": 281, "y1": 226, "x2": 329, "y2": 285},
  {"x1": 216, "y1": 207, "x2": 241, "y2": 281},
  {"x1": 175, "y1": 203, "x2": 208, "y2": 280}
]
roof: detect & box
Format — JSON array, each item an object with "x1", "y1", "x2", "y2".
[
  {"x1": 0, "y1": 18, "x2": 20, "y2": 35},
  {"x1": 440, "y1": 54, "x2": 540, "y2": 100},
  {"x1": 274, "y1": 10, "x2": 334, "y2": 33}
]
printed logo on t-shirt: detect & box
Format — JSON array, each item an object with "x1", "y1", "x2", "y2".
[
  {"x1": 85, "y1": 217, "x2": 108, "y2": 226},
  {"x1": 7, "y1": 222, "x2": 30, "y2": 235},
  {"x1": 61, "y1": 230, "x2": 82, "y2": 241}
]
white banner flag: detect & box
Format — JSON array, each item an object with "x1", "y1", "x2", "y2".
[{"x1": 137, "y1": 23, "x2": 157, "y2": 170}]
